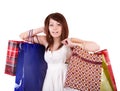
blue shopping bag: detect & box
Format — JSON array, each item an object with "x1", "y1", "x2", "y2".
[{"x1": 15, "y1": 42, "x2": 47, "y2": 91}]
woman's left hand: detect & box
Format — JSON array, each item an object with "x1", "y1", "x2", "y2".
[{"x1": 62, "y1": 38, "x2": 74, "y2": 47}]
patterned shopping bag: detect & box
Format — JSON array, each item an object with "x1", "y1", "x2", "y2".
[
  {"x1": 4, "y1": 40, "x2": 23, "y2": 76},
  {"x1": 64, "y1": 46, "x2": 102, "y2": 91}
]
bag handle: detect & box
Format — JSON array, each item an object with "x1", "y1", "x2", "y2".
[
  {"x1": 34, "y1": 35, "x2": 40, "y2": 44},
  {"x1": 28, "y1": 29, "x2": 40, "y2": 44},
  {"x1": 28, "y1": 29, "x2": 34, "y2": 43}
]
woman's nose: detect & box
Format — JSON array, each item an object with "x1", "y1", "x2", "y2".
[{"x1": 53, "y1": 25, "x2": 58, "y2": 30}]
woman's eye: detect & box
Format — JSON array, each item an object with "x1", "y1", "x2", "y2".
[
  {"x1": 57, "y1": 23, "x2": 61, "y2": 26},
  {"x1": 49, "y1": 23, "x2": 61, "y2": 26},
  {"x1": 49, "y1": 24, "x2": 53, "y2": 26}
]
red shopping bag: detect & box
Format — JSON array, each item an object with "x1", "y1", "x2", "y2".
[
  {"x1": 96, "y1": 49, "x2": 117, "y2": 91},
  {"x1": 4, "y1": 40, "x2": 23, "y2": 76}
]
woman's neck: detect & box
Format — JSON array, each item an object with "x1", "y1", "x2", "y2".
[{"x1": 50, "y1": 38, "x2": 62, "y2": 51}]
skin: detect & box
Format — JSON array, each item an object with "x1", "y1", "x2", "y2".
[
  {"x1": 19, "y1": 13, "x2": 101, "y2": 91},
  {"x1": 47, "y1": 18, "x2": 63, "y2": 51},
  {"x1": 20, "y1": 19, "x2": 100, "y2": 52}
]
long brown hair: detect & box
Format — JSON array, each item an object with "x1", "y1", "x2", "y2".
[{"x1": 44, "y1": 12, "x2": 69, "y2": 50}]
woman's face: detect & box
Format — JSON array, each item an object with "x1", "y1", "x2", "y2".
[{"x1": 49, "y1": 18, "x2": 62, "y2": 38}]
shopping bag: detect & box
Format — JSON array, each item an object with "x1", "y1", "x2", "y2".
[
  {"x1": 100, "y1": 55, "x2": 113, "y2": 91},
  {"x1": 64, "y1": 46, "x2": 102, "y2": 91},
  {"x1": 4, "y1": 40, "x2": 23, "y2": 76},
  {"x1": 15, "y1": 30, "x2": 47, "y2": 91},
  {"x1": 96, "y1": 49, "x2": 117, "y2": 91},
  {"x1": 15, "y1": 42, "x2": 47, "y2": 91}
]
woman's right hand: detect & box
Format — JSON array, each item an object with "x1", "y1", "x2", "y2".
[
  {"x1": 19, "y1": 30, "x2": 30, "y2": 41},
  {"x1": 19, "y1": 27, "x2": 45, "y2": 41}
]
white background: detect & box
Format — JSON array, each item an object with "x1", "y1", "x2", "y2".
[{"x1": 0, "y1": 0, "x2": 120, "y2": 91}]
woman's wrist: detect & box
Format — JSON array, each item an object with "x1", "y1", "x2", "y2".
[
  {"x1": 71, "y1": 38, "x2": 83, "y2": 44},
  {"x1": 70, "y1": 38, "x2": 85, "y2": 49}
]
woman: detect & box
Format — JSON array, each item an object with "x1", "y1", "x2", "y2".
[{"x1": 20, "y1": 12, "x2": 100, "y2": 91}]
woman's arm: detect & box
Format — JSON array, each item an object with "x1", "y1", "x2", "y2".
[
  {"x1": 71, "y1": 38, "x2": 100, "y2": 52},
  {"x1": 19, "y1": 27, "x2": 47, "y2": 45},
  {"x1": 62, "y1": 38, "x2": 100, "y2": 52},
  {"x1": 19, "y1": 27, "x2": 44, "y2": 40}
]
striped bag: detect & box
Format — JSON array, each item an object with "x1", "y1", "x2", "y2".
[{"x1": 4, "y1": 40, "x2": 23, "y2": 76}]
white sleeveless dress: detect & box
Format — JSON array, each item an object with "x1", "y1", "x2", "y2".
[{"x1": 42, "y1": 45, "x2": 79, "y2": 91}]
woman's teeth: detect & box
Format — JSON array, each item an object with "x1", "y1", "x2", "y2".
[{"x1": 53, "y1": 32, "x2": 58, "y2": 33}]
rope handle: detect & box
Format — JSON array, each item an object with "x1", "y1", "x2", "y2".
[
  {"x1": 28, "y1": 29, "x2": 34, "y2": 43},
  {"x1": 28, "y1": 29, "x2": 40, "y2": 44}
]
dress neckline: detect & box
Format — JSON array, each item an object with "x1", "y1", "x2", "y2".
[{"x1": 47, "y1": 45, "x2": 65, "y2": 53}]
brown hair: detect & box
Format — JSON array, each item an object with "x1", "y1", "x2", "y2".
[{"x1": 44, "y1": 12, "x2": 69, "y2": 50}]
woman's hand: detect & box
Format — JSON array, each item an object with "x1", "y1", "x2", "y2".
[
  {"x1": 62, "y1": 38, "x2": 100, "y2": 52},
  {"x1": 62, "y1": 38, "x2": 75, "y2": 47},
  {"x1": 19, "y1": 31, "x2": 29, "y2": 41},
  {"x1": 19, "y1": 27, "x2": 45, "y2": 41}
]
